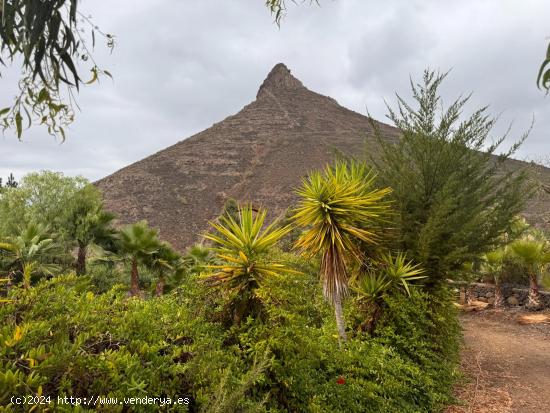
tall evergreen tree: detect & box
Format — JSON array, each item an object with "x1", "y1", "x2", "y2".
[
  {"x1": 372, "y1": 70, "x2": 531, "y2": 288},
  {"x1": 5, "y1": 174, "x2": 18, "y2": 188}
]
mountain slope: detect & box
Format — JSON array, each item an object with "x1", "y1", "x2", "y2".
[{"x1": 96, "y1": 64, "x2": 550, "y2": 251}]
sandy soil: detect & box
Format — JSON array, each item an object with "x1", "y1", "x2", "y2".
[{"x1": 446, "y1": 310, "x2": 550, "y2": 413}]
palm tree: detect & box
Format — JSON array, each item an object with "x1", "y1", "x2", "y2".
[
  {"x1": 510, "y1": 237, "x2": 550, "y2": 310},
  {"x1": 203, "y1": 205, "x2": 295, "y2": 325},
  {"x1": 183, "y1": 245, "x2": 213, "y2": 276},
  {"x1": 63, "y1": 185, "x2": 117, "y2": 275},
  {"x1": 292, "y1": 161, "x2": 391, "y2": 342},
  {"x1": 481, "y1": 248, "x2": 506, "y2": 309},
  {"x1": 350, "y1": 252, "x2": 425, "y2": 333},
  {"x1": 0, "y1": 223, "x2": 60, "y2": 288},
  {"x1": 116, "y1": 221, "x2": 161, "y2": 297},
  {"x1": 148, "y1": 243, "x2": 185, "y2": 297},
  {"x1": 75, "y1": 210, "x2": 116, "y2": 275}
]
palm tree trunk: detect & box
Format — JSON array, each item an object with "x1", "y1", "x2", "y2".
[
  {"x1": 466, "y1": 284, "x2": 475, "y2": 304},
  {"x1": 527, "y1": 273, "x2": 541, "y2": 310},
  {"x1": 493, "y1": 278, "x2": 505, "y2": 310},
  {"x1": 334, "y1": 295, "x2": 347, "y2": 344},
  {"x1": 76, "y1": 244, "x2": 87, "y2": 275},
  {"x1": 155, "y1": 277, "x2": 165, "y2": 297},
  {"x1": 130, "y1": 257, "x2": 140, "y2": 297}
]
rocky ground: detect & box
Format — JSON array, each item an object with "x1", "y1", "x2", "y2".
[{"x1": 446, "y1": 309, "x2": 550, "y2": 413}]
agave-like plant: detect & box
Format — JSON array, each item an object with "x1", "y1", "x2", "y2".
[
  {"x1": 481, "y1": 248, "x2": 506, "y2": 309},
  {"x1": 292, "y1": 161, "x2": 391, "y2": 342},
  {"x1": 203, "y1": 205, "x2": 295, "y2": 324},
  {"x1": 350, "y1": 252, "x2": 425, "y2": 333}
]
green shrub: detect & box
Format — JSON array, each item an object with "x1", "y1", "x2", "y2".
[{"x1": 0, "y1": 261, "x2": 460, "y2": 412}]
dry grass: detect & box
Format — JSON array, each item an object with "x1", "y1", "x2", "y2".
[
  {"x1": 445, "y1": 350, "x2": 513, "y2": 413},
  {"x1": 454, "y1": 301, "x2": 490, "y2": 312},
  {"x1": 447, "y1": 309, "x2": 550, "y2": 412},
  {"x1": 516, "y1": 313, "x2": 550, "y2": 325}
]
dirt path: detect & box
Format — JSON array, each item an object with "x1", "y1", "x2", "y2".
[{"x1": 446, "y1": 310, "x2": 550, "y2": 413}]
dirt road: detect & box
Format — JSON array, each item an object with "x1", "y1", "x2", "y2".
[{"x1": 447, "y1": 310, "x2": 550, "y2": 413}]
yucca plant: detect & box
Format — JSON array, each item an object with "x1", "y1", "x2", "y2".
[
  {"x1": 292, "y1": 161, "x2": 391, "y2": 342},
  {"x1": 203, "y1": 205, "x2": 295, "y2": 324},
  {"x1": 351, "y1": 252, "x2": 425, "y2": 334},
  {"x1": 0, "y1": 222, "x2": 60, "y2": 289},
  {"x1": 510, "y1": 236, "x2": 550, "y2": 310},
  {"x1": 481, "y1": 248, "x2": 506, "y2": 309}
]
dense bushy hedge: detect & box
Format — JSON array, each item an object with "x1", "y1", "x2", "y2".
[{"x1": 0, "y1": 255, "x2": 460, "y2": 412}]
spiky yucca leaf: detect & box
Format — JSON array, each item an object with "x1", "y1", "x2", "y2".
[
  {"x1": 350, "y1": 271, "x2": 392, "y2": 303},
  {"x1": 205, "y1": 206, "x2": 291, "y2": 257},
  {"x1": 203, "y1": 205, "x2": 296, "y2": 296},
  {"x1": 379, "y1": 252, "x2": 426, "y2": 296},
  {"x1": 351, "y1": 252, "x2": 425, "y2": 302},
  {"x1": 292, "y1": 161, "x2": 391, "y2": 303}
]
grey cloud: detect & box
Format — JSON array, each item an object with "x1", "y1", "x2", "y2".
[{"x1": 1, "y1": 0, "x2": 549, "y2": 181}]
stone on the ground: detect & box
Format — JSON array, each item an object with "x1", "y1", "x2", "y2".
[{"x1": 507, "y1": 296, "x2": 519, "y2": 306}]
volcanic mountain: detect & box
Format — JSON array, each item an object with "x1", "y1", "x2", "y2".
[{"x1": 96, "y1": 63, "x2": 550, "y2": 251}]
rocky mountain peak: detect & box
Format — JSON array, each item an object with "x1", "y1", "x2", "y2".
[{"x1": 256, "y1": 63, "x2": 304, "y2": 99}]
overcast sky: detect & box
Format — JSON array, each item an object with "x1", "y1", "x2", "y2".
[{"x1": 1, "y1": 0, "x2": 549, "y2": 182}]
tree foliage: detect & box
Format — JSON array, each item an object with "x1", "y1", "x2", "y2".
[
  {"x1": 538, "y1": 41, "x2": 550, "y2": 92},
  {"x1": 0, "y1": 0, "x2": 114, "y2": 140},
  {"x1": 0, "y1": 0, "x2": 319, "y2": 140},
  {"x1": 0, "y1": 173, "x2": 17, "y2": 189},
  {"x1": 480, "y1": 247, "x2": 506, "y2": 308},
  {"x1": 265, "y1": 0, "x2": 319, "y2": 24},
  {"x1": 372, "y1": 70, "x2": 531, "y2": 288},
  {"x1": 509, "y1": 234, "x2": 550, "y2": 309},
  {"x1": 0, "y1": 171, "x2": 88, "y2": 237},
  {"x1": 147, "y1": 242, "x2": 185, "y2": 296},
  {"x1": 0, "y1": 222, "x2": 61, "y2": 288},
  {"x1": 0, "y1": 171, "x2": 118, "y2": 276}
]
